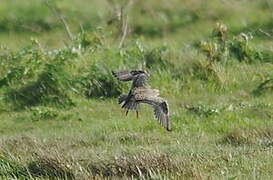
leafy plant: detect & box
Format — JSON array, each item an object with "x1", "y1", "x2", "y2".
[
  {"x1": 5, "y1": 64, "x2": 74, "y2": 109},
  {"x1": 144, "y1": 46, "x2": 173, "y2": 70},
  {"x1": 30, "y1": 106, "x2": 59, "y2": 121},
  {"x1": 198, "y1": 23, "x2": 229, "y2": 64},
  {"x1": 229, "y1": 33, "x2": 260, "y2": 62},
  {"x1": 81, "y1": 64, "x2": 124, "y2": 98},
  {"x1": 0, "y1": 40, "x2": 45, "y2": 87},
  {"x1": 198, "y1": 23, "x2": 273, "y2": 64}
]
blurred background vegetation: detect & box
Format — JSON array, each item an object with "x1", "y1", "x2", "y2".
[{"x1": 0, "y1": 0, "x2": 273, "y2": 179}]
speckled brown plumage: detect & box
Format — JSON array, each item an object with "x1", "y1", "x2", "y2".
[{"x1": 113, "y1": 70, "x2": 171, "y2": 131}]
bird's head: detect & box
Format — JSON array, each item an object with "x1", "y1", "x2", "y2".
[{"x1": 132, "y1": 70, "x2": 150, "y2": 77}]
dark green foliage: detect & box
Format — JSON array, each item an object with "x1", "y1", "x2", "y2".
[
  {"x1": 198, "y1": 24, "x2": 273, "y2": 64},
  {"x1": 0, "y1": 67, "x2": 24, "y2": 88},
  {"x1": 229, "y1": 39, "x2": 273, "y2": 63},
  {"x1": 144, "y1": 46, "x2": 173, "y2": 70},
  {"x1": 0, "y1": 33, "x2": 140, "y2": 109},
  {"x1": 73, "y1": 32, "x2": 103, "y2": 50},
  {"x1": 0, "y1": 33, "x2": 105, "y2": 109},
  {"x1": 30, "y1": 106, "x2": 59, "y2": 121},
  {"x1": 0, "y1": 24, "x2": 271, "y2": 111},
  {"x1": 82, "y1": 64, "x2": 123, "y2": 98},
  {"x1": 190, "y1": 61, "x2": 221, "y2": 83},
  {"x1": 229, "y1": 33, "x2": 265, "y2": 63},
  {"x1": 5, "y1": 64, "x2": 74, "y2": 109},
  {"x1": 0, "y1": 42, "x2": 44, "y2": 87},
  {"x1": 133, "y1": 24, "x2": 164, "y2": 37},
  {"x1": 198, "y1": 23, "x2": 229, "y2": 64}
]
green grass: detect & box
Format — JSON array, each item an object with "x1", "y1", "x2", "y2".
[{"x1": 0, "y1": 0, "x2": 273, "y2": 179}]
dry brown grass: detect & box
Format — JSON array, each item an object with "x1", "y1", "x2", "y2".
[
  {"x1": 0, "y1": 135, "x2": 210, "y2": 179},
  {"x1": 86, "y1": 152, "x2": 176, "y2": 178},
  {"x1": 27, "y1": 155, "x2": 75, "y2": 180}
]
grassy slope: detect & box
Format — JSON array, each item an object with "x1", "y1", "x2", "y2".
[{"x1": 0, "y1": 0, "x2": 273, "y2": 179}]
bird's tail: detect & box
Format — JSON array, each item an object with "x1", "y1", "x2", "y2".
[
  {"x1": 119, "y1": 94, "x2": 139, "y2": 110},
  {"x1": 118, "y1": 94, "x2": 128, "y2": 104},
  {"x1": 122, "y1": 100, "x2": 139, "y2": 110}
]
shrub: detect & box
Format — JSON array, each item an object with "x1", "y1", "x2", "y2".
[
  {"x1": 144, "y1": 46, "x2": 174, "y2": 70},
  {"x1": 197, "y1": 23, "x2": 273, "y2": 64},
  {"x1": 30, "y1": 106, "x2": 59, "y2": 121},
  {"x1": 81, "y1": 64, "x2": 124, "y2": 98},
  {"x1": 5, "y1": 64, "x2": 74, "y2": 109},
  {"x1": 0, "y1": 40, "x2": 45, "y2": 87},
  {"x1": 229, "y1": 33, "x2": 262, "y2": 63}
]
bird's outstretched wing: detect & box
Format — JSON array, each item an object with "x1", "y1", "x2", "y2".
[
  {"x1": 153, "y1": 100, "x2": 171, "y2": 131},
  {"x1": 134, "y1": 89, "x2": 171, "y2": 131},
  {"x1": 119, "y1": 87, "x2": 156, "y2": 112},
  {"x1": 112, "y1": 70, "x2": 150, "y2": 87},
  {"x1": 112, "y1": 70, "x2": 134, "y2": 81}
]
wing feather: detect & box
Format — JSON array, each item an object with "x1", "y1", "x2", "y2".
[
  {"x1": 135, "y1": 91, "x2": 171, "y2": 131},
  {"x1": 112, "y1": 70, "x2": 134, "y2": 81},
  {"x1": 122, "y1": 99, "x2": 139, "y2": 110},
  {"x1": 118, "y1": 94, "x2": 128, "y2": 104},
  {"x1": 152, "y1": 101, "x2": 170, "y2": 131},
  {"x1": 121, "y1": 93, "x2": 139, "y2": 110},
  {"x1": 114, "y1": 70, "x2": 171, "y2": 131}
]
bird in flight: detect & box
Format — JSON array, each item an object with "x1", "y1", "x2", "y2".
[{"x1": 112, "y1": 70, "x2": 171, "y2": 131}]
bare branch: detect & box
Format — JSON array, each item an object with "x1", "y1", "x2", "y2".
[
  {"x1": 119, "y1": 13, "x2": 129, "y2": 48},
  {"x1": 43, "y1": 0, "x2": 74, "y2": 41},
  {"x1": 258, "y1": 29, "x2": 272, "y2": 38}
]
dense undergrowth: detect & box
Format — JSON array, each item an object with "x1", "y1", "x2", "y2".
[
  {"x1": 1, "y1": 23, "x2": 272, "y2": 111},
  {"x1": 0, "y1": 0, "x2": 273, "y2": 179}
]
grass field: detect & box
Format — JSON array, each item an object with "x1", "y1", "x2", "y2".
[{"x1": 0, "y1": 0, "x2": 273, "y2": 179}]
